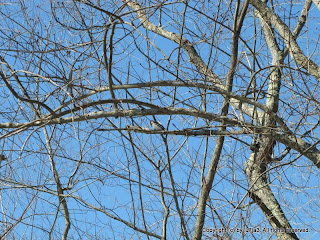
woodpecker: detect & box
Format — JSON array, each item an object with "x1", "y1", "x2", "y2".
[
  {"x1": 150, "y1": 120, "x2": 165, "y2": 131},
  {"x1": 0, "y1": 154, "x2": 6, "y2": 168},
  {"x1": 0, "y1": 155, "x2": 6, "y2": 161}
]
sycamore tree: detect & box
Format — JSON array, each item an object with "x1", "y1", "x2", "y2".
[{"x1": 0, "y1": 0, "x2": 320, "y2": 239}]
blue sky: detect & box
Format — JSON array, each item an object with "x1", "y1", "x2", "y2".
[{"x1": 0, "y1": 0, "x2": 320, "y2": 239}]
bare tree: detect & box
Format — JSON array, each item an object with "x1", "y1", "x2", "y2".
[{"x1": 0, "y1": 0, "x2": 319, "y2": 239}]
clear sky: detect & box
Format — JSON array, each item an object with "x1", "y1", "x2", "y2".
[{"x1": 0, "y1": 1, "x2": 319, "y2": 239}]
